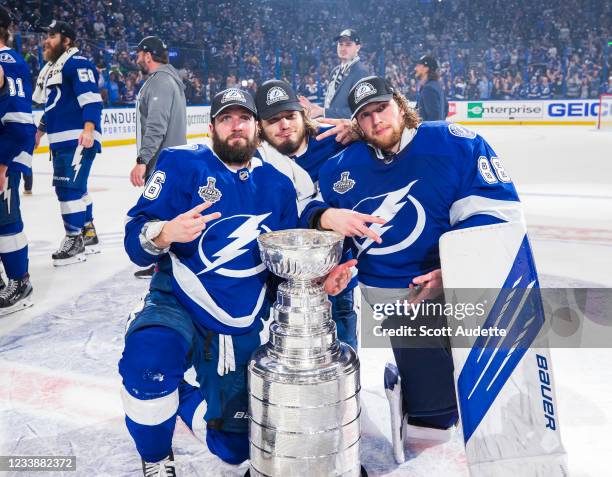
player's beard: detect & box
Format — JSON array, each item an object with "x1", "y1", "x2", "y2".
[
  {"x1": 262, "y1": 126, "x2": 307, "y2": 156},
  {"x1": 366, "y1": 123, "x2": 403, "y2": 154},
  {"x1": 212, "y1": 130, "x2": 258, "y2": 167},
  {"x1": 44, "y1": 42, "x2": 65, "y2": 63}
]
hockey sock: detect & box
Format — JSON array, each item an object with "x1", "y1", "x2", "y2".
[
  {"x1": 119, "y1": 326, "x2": 190, "y2": 463},
  {"x1": 83, "y1": 192, "x2": 93, "y2": 223},
  {"x1": 56, "y1": 187, "x2": 87, "y2": 234},
  {"x1": 0, "y1": 222, "x2": 28, "y2": 280}
]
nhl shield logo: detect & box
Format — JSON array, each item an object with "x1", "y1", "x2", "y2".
[
  {"x1": 354, "y1": 82, "x2": 377, "y2": 104},
  {"x1": 221, "y1": 88, "x2": 247, "y2": 104},
  {"x1": 448, "y1": 123, "x2": 476, "y2": 139},
  {"x1": 333, "y1": 171, "x2": 356, "y2": 194},
  {"x1": 266, "y1": 86, "x2": 289, "y2": 105},
  {"x1": 198, "y1": 177, "x2": 222, "y2": 203}
]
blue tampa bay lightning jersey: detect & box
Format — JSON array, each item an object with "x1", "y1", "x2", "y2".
[
  {"x1": 41, "y1": 54, "x2": 103, "y2": 152},
  {"x1": 0, "y1": 47, "x2": 35, "y2": 174},
  {"x1": 318, "y1": 122, "x2": 524, "y2": 288},
  {"x1": 294, "y1": 125, "x2": 344, "y2": 184},
  {"x1": 125, "y1": 144, "x2": 298, "y2": 334}
]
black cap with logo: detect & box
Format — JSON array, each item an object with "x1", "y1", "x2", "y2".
[
  {"x1": 42, "y1": 20, "x2": 76, "y2": 41},
  {"x1": 211, "y1": 88, "x2": 257, "y2": 119},
  {"x1": 255, "y1": 80, "x2": 303, "y2": 120},
  {"x1": 0, "y1": 6, "x2": 12, "y2": 29},
  {"x1": 348, "y1": 76, "x2": 395, "y2": 119},
  {"x1": 416, "y1": 55, "x2": 438, "y2": 71},
  {"x1": 137, "y1": 36, "x2": 168, "y2": 57},
  {"x1": 334, "y1": 28, "x2": 360, "y2": 44}
]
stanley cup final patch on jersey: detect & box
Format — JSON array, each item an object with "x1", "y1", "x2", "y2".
[
  {"x1": 354, "y1": 82, "x2": 377, "y2": 104},
  {"x1": 198, "y1": 177, "x2": 222, "y2": 203},
  {"x1": 221, "y1": 88, "x2": 247, "y2": 104},
  {"x1": 266, "y1": 86, "x2": 289, "y2": 105},
  {"x1": 333, "y1": 171, "x2": 356, "y2": 194}
]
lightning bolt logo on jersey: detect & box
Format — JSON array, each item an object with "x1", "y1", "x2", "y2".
[
  {"x1": 124, "y1": 143, "x2": 298, "y2": 334},
  {"x1": 197, "y1": 214, "x2": 272, "y2": 278},
  {"x1": 317, "y1": 121, "x2": 524, "y2": 289}
]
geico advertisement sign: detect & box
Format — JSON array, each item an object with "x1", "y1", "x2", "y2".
[
  {"x1": 467, "y1": 102, "x2": 543, "y2": 119},
  {"x1": 547, "y1": 101, "x2": 610, "y2": 118}
]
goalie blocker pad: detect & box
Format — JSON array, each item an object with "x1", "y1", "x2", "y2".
[{"x1": 439, "y1": 221, "x2": 568, "y2": 477}]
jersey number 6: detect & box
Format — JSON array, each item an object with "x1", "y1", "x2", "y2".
[{"x1": 143, "y1": 171, "x2": 165, "y2": 200}]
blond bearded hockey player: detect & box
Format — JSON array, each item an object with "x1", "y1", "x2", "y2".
[{"x1": 307, "y1": 76, "x2": 566, "y2": 474}]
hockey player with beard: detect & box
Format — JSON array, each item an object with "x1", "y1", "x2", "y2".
[
  {"x1": 255, "y1": 79, "x2": 384, "y2": 350},
  {"x1": 310, "y1": 76, "x2": 524, "y2": 460},
  {"x1": 33, "y1": 20, "x2": 103, "y2": 266},
  {"x1": 121, "y1": 88, "x2": 355, "y2": 475},
  {"x1": 0, "y1": 6, "x2": 35, "y2": 314}
]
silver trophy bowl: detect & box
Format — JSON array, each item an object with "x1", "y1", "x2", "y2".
[
  {"x1": 249, "y1": 229, "x2": 363, "y2": 477},
  {"x1": 258, "y1": 229, "x2": 344, "y2": 283}
]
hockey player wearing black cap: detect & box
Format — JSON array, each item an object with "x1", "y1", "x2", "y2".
[
  {"x1": 255, "y1": 79, "x2": 383, "y2": 351},
  {"x1": 414, "y1": 55, "x2": 449, "y2": 121},
  {"x1": 130, "y1": 35, "x2": 187, "y2": 279}
]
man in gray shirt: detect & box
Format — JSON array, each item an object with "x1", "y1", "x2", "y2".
[
  {"x1": 130, "y1": 36, "x2": 186, "y2": 278},
  {"x1": 130, "y1": 36, "x2": 186, "y2": 186}
]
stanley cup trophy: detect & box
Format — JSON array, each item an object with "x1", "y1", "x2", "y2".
[{"x1": 249, "y1": 229, "x2": 365, "y2": 476}]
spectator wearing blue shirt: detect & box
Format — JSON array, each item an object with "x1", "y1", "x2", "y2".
[{"x1": 414, "y1": 55, "x2": 448, "y2": 121}]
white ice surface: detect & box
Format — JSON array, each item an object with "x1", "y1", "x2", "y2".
[{"x1": 0, "y1": 126, "x2": 611, "y2": 476}]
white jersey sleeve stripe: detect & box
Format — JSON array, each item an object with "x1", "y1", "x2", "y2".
[
  {"x1": 77, "y1": 92, "x2": 103, "y2": 107},
  {"x1": 1, "y1": 112, "x2": 34, "y2": 125},
  {"x1": 48, "y1": 129, "x2": 103, "y2": 145},
  {"x1": 449, "y1": 195, "x2": 524, "y2": 227}
]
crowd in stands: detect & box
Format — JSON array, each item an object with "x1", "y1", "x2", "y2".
[{"x1": 7, "y1": 0, "x2": 611, "y2": 106}]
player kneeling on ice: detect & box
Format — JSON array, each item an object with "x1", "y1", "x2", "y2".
[
  {"x1": 121, "y1": 88, "x2": 355, "y2": 476},
  {"x1": 303, "y1": 76, "x2": 528, "y2": 462}
]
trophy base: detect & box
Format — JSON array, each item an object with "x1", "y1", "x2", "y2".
[{"x1": 244, "y1": 465, "x2": 368, "y2": 477}]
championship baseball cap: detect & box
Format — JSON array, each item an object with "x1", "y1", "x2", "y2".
[
  {"x1": 348, "y1": 76, "x2": 395, "y2": 120},
  {"x1": 210, "y1": 88, "x2": 257, "y2": 119},
  {"x1": 137, "y1": 36, "x2": 168, "y2": 57},
  {"x1": 0, "y1": 6, "x2": 12, "y2": 29},
  {"x1": 334, "y1": 28, "x2": 360, "y2": 44},
  {"x1": 416, "y1": 55, "x2": 438, "y2": 71},
  {"x1": 42, "y1": 20, "x2": 76, "y2": 41},
  {"x1": 255, "y1": 80, "x2": 303, "y2": 120}
]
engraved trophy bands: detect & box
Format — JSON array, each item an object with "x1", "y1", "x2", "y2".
[{"x1": 249, "y1": 229, "x2": 363, "y2": 477}]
